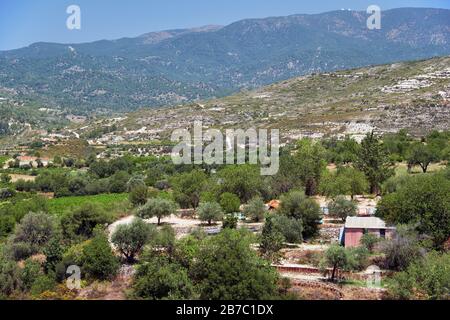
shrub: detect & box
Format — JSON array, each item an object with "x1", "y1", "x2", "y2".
[
  {"x1": 132, "y1": 256, "x2": 194, "y2": 300},
  {"x1": 388, "y1": 252, "x2": 450, "y2": 300},
  {"x1": 8, "y1": 242, "x2": 34, "y2": 261},
  {"x1": 381, "y1": 226, "x2": 425, "y2": 271},
  {"x1": 222, "y1": 214, "x2": 238, "y2": 229},
  {"x1": 0, "y1": 215, "x2": 15, "y2": 238},
  {"x1": 0, "y1": 173, "x2": 11, "y2": 184},
  {"x1": 43, "y1": 236, "x2": 64, "y2": 273},
  {"x1": 272, "y1": 215, "x2": 303, "y2": 243},
  {"x1": 192, "y1": 229, "x2": 279, "y2": 300},
  {"x1": 0, "y1": 259, "x2": 22, "y2": 297},
  {"x1": 0, "y1": 188, "x2": 15, "y2": 200},
  {"x1": 30, "y1": 274, "x2": 56, "y2": 296},
  {"x1": 360, "y1": 233, "x2": 379, "y2": 253},
  {"x1": 81, "y1": 231, "x2": 119, "y2": 281},
  {"x1": 21, "y1": 259, "x2": 42, "y2": 291}
]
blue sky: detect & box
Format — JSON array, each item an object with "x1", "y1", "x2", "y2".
[{"x1": 1, "y1": 0, "x2": 449, "y2": 51}]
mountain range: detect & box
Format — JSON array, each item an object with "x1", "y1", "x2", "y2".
[{"x1": 0, "y1": 7, "x2": 450, "y2": 114}]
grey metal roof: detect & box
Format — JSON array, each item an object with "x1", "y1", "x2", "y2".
[{"x1": 345, "y1": 216, "x2": 387, "y2": 229}]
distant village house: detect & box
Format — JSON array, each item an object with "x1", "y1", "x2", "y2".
[{"x1": 17, "y1": 156, "x2": 51, "y2": 168}]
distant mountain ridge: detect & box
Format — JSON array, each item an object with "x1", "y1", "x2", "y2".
[{"x1": 0, "y1": 7, "x2": 449, "y2": 114}]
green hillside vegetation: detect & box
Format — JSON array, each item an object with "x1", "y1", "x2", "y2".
[{"x1": 83, "y1": 56, "x2": 450, "y2": 140}]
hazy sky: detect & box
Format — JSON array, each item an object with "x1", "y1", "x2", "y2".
[{"x1": 1, "y1": 0, "x2": 449, "y2": 51}]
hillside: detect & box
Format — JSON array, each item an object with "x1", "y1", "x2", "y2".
[
  {"x1": 74, "y1": 56, "x2": 450, "y2": 143},
  {"x1": 0, "y1": 8, "x2": 450, "y2": 114}
]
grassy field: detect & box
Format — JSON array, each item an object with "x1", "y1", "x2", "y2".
[{"x1": 48, "y1": 193, "x2": 130, "y2": 217}]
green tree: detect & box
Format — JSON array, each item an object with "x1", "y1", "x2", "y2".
[
  {"x1": 339, "y1": 167, "x2": 369, "y2": 199},
  {"x1": 126, "y1": 175, "x2": 147, "y2": 192},
  {"x1": 81, "y1": 231, "x2": 119, "y2": 281},
  {"x1": 137, "y1": 198, "x2": 178, "y2": 225},
  {"x1": 320, "y1": 245, "x2": 350, "y2": 282},
  {"x1": 219, "y1": 192, "x2": 241, "y2": 214},
  {"x1": 11, "y1": 212, "x2": 57, "y2": 257},
  {"x1": 192, "y1": 229, "x2": 279, "y2": 300},
  {"x1": 278, "y1": 190, "x2": 322, "y2": 239},
  {"x1": 243, "y1": 196, "x2": 266, "y2": 222},
  {"x1": 407, "y1": 142, "x2": 438, "y2": 173},
  {"x1": 129, "y1": 185, "x2": 149, "y2": 207},
  {"x1": 109, "y1": 171, "x2": 131, "y2": 193},
  {"x1": 111, "y1": 218, "x2": 156, "y2": 262},
  {"x1": 377, "y1": 173, "x2": 450, "y2": 248},
  {"x1": 356, "y1": 132, "x2": 394, "y2": 195},
  {"x1": 260, "y1": 216, "x2": 285, "y2": 261},
  {"x1": 171, "y1": 170, "x2": 207, "y2": 208},
  {"x1": 293, "y1": 139, "x2": 327, "y2": 196},
  {"x1": 217, "y1": 165, "x2": 264, "y2": 202},
  {"x1": 328, "y1": 196, "x2": 357, "y2": 222},
  {"x1": 132, "y1": 256, "x2": 194, "y2": 300},
  {"x1": 61, "y1": 203, "x2": 111, "y2": 240},
  {"x1": 272, "y1": 215, "x2": 303, "y2": 244},
  {"x1": 197, "y1": 202, "x2": 224, "y2": 225}
]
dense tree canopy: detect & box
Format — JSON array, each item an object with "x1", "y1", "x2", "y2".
[
  {"x1": 217, "y1": 165, "x2": 264, "y2": 202},
  {"x1": 171, "y1": 170, "x2": 207, "y2": 209},
  {"x1": 191, "y1": 229, "x2": 279, "y2": 300},
  {"x1": 377, "y1": 173, "x2": 450, "y2": 248}
]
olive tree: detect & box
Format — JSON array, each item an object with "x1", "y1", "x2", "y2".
[
  {"x1": 328, "y1": 196, "x2": 357, "y2": 222},
  {"x1": 137, "y1": 198, "x2": 178, "y2": 225},
  {"x1": 111, "y1": 218, "x2": 156, "y2": 262},
  {"x1": 243, "y1": 196, "x2": 266, "y2": 222},
  {"x1": 197, "y1": 202, "x2": 224, "y2": 226}
]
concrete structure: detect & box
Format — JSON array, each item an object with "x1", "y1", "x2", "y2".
[{"x1": 340, "y1": 216, "x2": 395, "y2": 248}]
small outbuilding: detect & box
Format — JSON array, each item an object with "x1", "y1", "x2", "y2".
[{"x1": 340, "y1": 216, "x2": 395, "y2": 248}]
